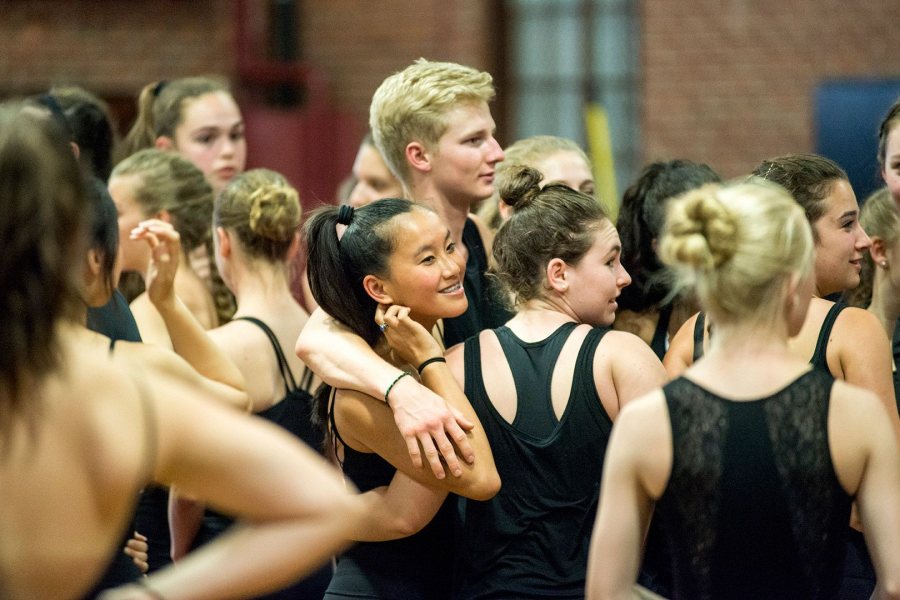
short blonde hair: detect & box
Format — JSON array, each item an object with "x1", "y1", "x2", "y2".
[
  {"x1": 369, "y1": 58, "x2": 495, "y2": 185},
  {"x1": 660, "y1": 178, "x2": 813, "y2": 326},
  {"x1": 477, "y1": 135, "x2": 591, "y2": 230}
]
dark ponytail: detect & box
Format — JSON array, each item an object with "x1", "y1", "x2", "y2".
[
  {"x1": 305, "y1": 198, "x2": 417, "y2": 348},
  {"x1": 0, "y1": 103, "x2": 87, "y2": 430}
]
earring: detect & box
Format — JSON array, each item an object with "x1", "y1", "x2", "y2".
[{"x1": 881, "y1": 260, "x2": 889, "y2": 269}]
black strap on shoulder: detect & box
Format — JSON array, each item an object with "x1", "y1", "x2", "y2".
[
  {"x1": 234, "y1": 316, "x2": 301, "y2": 394},
  {"x1": 692, "y1": 312, "x2": 706, "y2": 362},
  {"x1": 327, "y1": 386, "x2": 347, "y2": 468},
  {"x1": 810, "y1": 302, "x2": 848, "y2": 370},
  {"x1": 650, "y1": 304, "x2": 673, "y2": 359}
]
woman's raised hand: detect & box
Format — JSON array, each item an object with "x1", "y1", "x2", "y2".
[
  {"x1": 375, "y1": 303, "x2": 443, "y2": 368},
  {"x1": 131, "y1": 219, "x2": 181, "y2": 309}
]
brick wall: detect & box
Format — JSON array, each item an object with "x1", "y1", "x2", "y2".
[
  {"x1": 300, "y1": 0, "x2": 494, "y2": 129},
  {"x1": 641, "y1": 0, "x2": 900, "y2": 178},
  {"x1": 0, "y1": 0, "x2": 233, "y2": 97},
  {"x1": 2, "y1": 1, "x2": 892, "y2": 184},
  {"x1": 0, "y1": 0, "x2": 492, "y2": 133}
]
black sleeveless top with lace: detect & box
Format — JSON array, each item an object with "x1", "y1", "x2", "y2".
[
  {"x1": 656, "y1": 369, "x2": 852, "y2": 600},
  {"x1": 324, "y1": 392, "x2": 455, "y2": 599},
  {"x1": 455, "y1": 323, "x2": 614, "y2": 599},
  {"x1": 190, "y1": 317, "x2": 330, "y2": 599}
]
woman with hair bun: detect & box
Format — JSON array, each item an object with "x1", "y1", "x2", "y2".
[
  {"x1": 449, "y1": 165, "x2": 665, "y2": 598},
  {"x1": 170, "y1": 169, "x2": 331, "y2": 598},
  {"x1": 587, "y1": 180, "x2": 900, "y2": 600}
]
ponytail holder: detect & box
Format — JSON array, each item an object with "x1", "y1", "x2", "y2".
[{"x1": 337, "y1": 204, "x2": 354, "y2": 225}]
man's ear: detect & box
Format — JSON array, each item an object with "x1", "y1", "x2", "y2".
[
  {"x1": 545, "y1": 257, "x2": 569, "y2": 293},
  {"x1": 215, "y1": 226, "x2": 231, "y2": 259},
  {"x1": 154, "y1": 136, "x2": 175, "y2": 151},
  {"x1": 405, "y1": 141, "x2": 432, "y2": 175},
  {"x1": 362, "y1": 274, "x2": 395, "y2": 305}
]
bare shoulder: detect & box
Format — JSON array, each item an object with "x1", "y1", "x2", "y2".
[
  {"x1": 832, "y1": 305, "x2": 888, "y2": 340},
  {"x1": 597, "y1": 329, "x2": 659, "y2": 357},
  {"x1": 332, "y1": 387, "x2": 388, "y2": 451},
  {"x1": 596, "y1": 330, "x2": 666, "y2": 379}
]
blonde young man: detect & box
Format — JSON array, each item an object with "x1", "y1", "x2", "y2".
[{"x1": 296, "y1": 59, "x2": 508, "y2": 477}]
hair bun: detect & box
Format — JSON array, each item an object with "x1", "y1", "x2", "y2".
[
  {"x1": 248, "y1": 183, "x2": 300, "y2": 242},
  {"x1": 663, "y1": 184, "x2": 738, "y2": 270},
  {"x1": 497, "y1": 164, "x2": 543, "y2": 209}
]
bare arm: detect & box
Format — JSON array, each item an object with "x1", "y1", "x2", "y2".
[
  {"x1": 587, "y1": 393, "x2": 670, "y2": 600},
  {"x1": 662, "y1": 312, "x2": 700, "y2": 379},
  {"x1": 135, "y1": 219, "x2": 247, "y2": 399},
  {"x1": 830, "y1": 383, "x2": 900, "y2": 599},
  {"x1": 351, "y1": 474, "x2": 449, "y2": 542},
  {"x1": 594, "y1": 331, "x2": 667, "y2": 420},
  {"x1": 296, "y1": 306, "x2": 475, "y2": 478},
  {"x1": 101, "y1": 373, "x2": 366, "y2": 600},
  {"x1": 832, "y1": 308, "x2": 900, "y2": 437}
]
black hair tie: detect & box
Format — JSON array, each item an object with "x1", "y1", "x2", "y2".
[{"x1": 337, "y1": 204, "x2": 354, "y2": 225}]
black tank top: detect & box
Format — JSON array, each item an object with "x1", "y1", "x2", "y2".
[
  {"x1": 325, "y1": 392, "x2": 454, "y2": 599},
  {"x1": 650, "y1": 303, "x2": 673, "y2": 360},
  {"x1": 455, "y1": 323, "x2": 614, "y2": 599},
  {"x1": 441, "y1": 219, "x2": 512, "y2": 348},
  {"x1": 191, "y1": 317, "x2": 331, "y2": 599},
  {"x1": 656, "y1": 369, "x2": 851, "y2": 600}
]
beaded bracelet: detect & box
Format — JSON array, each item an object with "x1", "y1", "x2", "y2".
[
  {"x1": 416, "y1": 356, "x2": 446, "y2": 375},
  {"x1": 384, "y1": 371, "x2": 411, "y2": 404}
]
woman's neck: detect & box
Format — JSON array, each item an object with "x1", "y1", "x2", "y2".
[
  {"x1": 504, "y1": 299, "x2": 579, "y2": 340},
  {"x1": 228, "y1": 259, "x2": 297, "y2": 317},
  {"x1": 868, "y1": 271, "x2": 900, "y2": 340},
  {"x1": 704, "y1": 316, "x2": 794, "y2": 362}
]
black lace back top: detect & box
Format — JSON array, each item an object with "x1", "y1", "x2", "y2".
[{"x1": 655, "y1": 369, "x2": 852, "y2": 600}]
